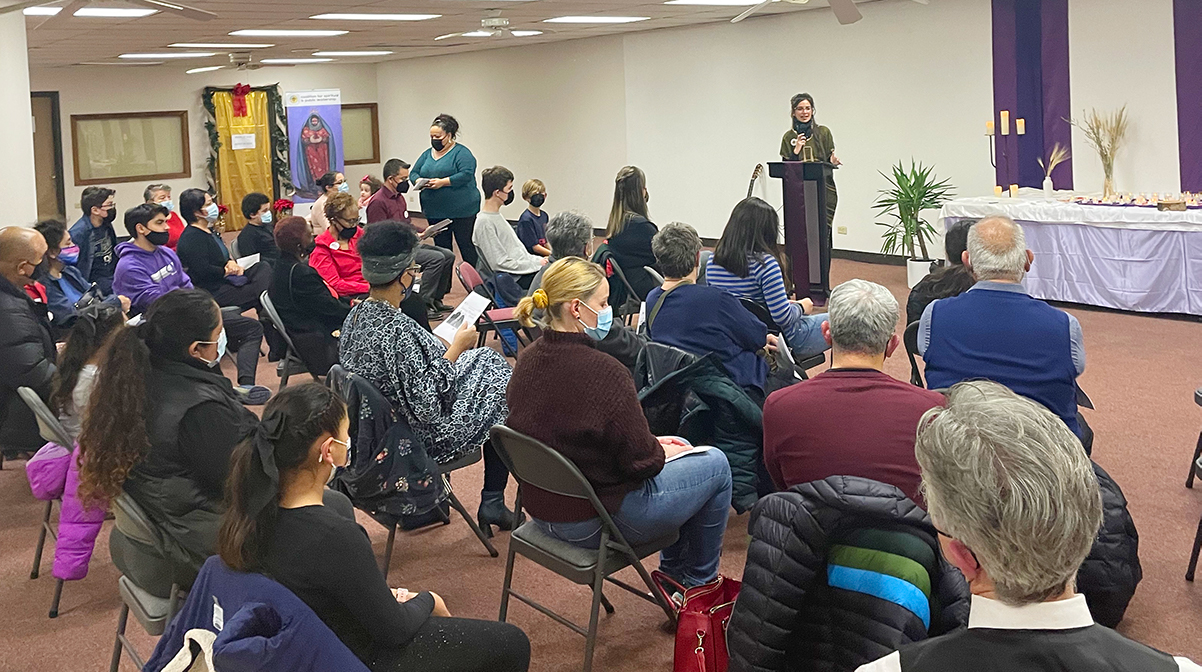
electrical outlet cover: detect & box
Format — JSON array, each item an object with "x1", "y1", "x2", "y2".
[{"x1": 836, "y1": 226, "x2": 847, "y2": 235}]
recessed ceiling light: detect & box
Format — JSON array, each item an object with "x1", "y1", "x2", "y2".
[
  {"x1": 543, "y1": 16, "x2": 650, "y2": 23},
  {"x1": 170, "y1": 42, "x2": 274, "y2": 49},
  {"x1": 75, "y1": 7, "x2": 158, "y2": 17},
  {"x1": 23, "y1": 6, "x2": 61, "y2": 15},
  {"x1": 310, "y1": 13, "x2": 440, "y2": 21},
  {"x1": 260, "y1": 57, "x2": 334, "y2": 64},
  {"x1": 119, "y1": 52, "x2": 216, "y2": 59},
  {"x1": 665, "y1": 0, "x2": 763, "y2": 4},
  {"x1": 186, "y1": 65, "x2": 226, "y2": 74},
  {"x1": 230, "y1": 29, "x2": 348, "y2": 37},
  {"x1": 312, "y1": 50, "x2": 394, "y2": 56}
]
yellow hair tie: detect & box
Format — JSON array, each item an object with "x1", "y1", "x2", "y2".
[{"x1": 531, "y1": 288, "x2": 549, "y2": 310}]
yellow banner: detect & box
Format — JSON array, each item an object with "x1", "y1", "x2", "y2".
[{"x1": 213, "y1": 90, "x2": 272, "y2": 231}]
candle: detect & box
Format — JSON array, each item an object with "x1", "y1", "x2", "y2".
[
  {"x1": 1000, "y1": 110, "x2": 1010, "y2": 135},
  {"x1": 986, "y1": 121, "x2": 995, "y2": 136},
  {"x1": 1009, "y1": 184, "x2": 1019, "y2": 197},
  {"x1": 994, "y1": 185, "x2": 1004, "y2": 196},
  {"x1": 1016, "y1": 118, "x2": 1026, "y2": 135}
]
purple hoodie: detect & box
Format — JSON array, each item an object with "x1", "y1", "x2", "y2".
[{"x1": 113, "y1": 240, "x2": 193, "y2": 313}]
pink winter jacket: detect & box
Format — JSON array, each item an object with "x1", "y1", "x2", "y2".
[{"x1": 25, "y1": 443, "x2": 106, "y2": 581}]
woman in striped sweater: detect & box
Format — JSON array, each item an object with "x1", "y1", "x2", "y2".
[{"x1": 705, "y1": 197, "x2": 830, "y2": 359}]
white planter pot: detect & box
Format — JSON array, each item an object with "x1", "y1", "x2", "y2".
[{"x1": 907, "y1": 258, "x2": 932, "y2": 289}]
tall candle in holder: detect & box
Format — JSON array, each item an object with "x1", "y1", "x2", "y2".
[
  {"x1": 1000, "y1": 110, "x2": 1010, "y2": 135},
  {"x1": 1016, "y1": 118, "x2": 1026, "y2": 135}
]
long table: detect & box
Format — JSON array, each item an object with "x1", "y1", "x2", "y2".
[{"x1": 940, "y1": 195, "x2": 1202, "y2": 316}]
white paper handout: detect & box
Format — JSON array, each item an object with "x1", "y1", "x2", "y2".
[
  {"x1": 420, "y1": 219, "x2": 453, "y2": 241},
  {"x1": 235, "y1": 253, "x2": 260, "y2": 269},
  {"x1": 433, "y1": 292, "x2": 490, "y2": 344},
  {"x1": 412, "y1": 177, "x2": 431, "y2": 191},
  {"x1": 661, "y1": 436, "x2": 714, "y2": 463}
]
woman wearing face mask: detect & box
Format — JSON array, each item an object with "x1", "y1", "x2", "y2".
[
  {"x1": 339, "y1": 221, "x2": 522, "y2": 535},
  {"x1": 310, "y1": 171, "x2": 347, "y2": 237},
  {"x1": 218, "y1": 384, "x2": 530, "y2": 672},
  {"x1": 269, "y1": 215, "x2": 351, "y2": 376},
  {"x1": 32, "y1": 218, "x2": 129, "y2": 333},
  {"x1": 509, "y1": 258, "x2": 733, "y2": 588},
  {"x1": 177, "y1": 188, "x2": 271, "y2": 312},
  {"x1": 408, "y1": 114, "x2": 482, "y2": 267},
  {"x1": 77, "y1": 289, "x2": 263, "y2": 586},
  {"x1": 780, "y1": 92, "x2": 840, "y2": 270}
]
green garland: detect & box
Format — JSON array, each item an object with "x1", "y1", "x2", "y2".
[{"x1": 200, "y1": 85, "x2": 293, "y2": 200}]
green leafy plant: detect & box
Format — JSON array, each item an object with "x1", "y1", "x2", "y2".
[{"x1": 874, "y1": 160, "x2": 956, "y2": 259}]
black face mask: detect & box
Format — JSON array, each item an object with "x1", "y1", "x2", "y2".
[
  {"x1": 530, "y1": 193, "x2": 546, "y2": 208},
  {"x1": 397, "y1": 179, "x2": 410, "y2": 194},
  {"x1": 101, "y1": 208, "x2": 117, "y2": 226},
  {"x1": 146, "y1": 230, "x2": 171, "y2": 247},
  {"x1": 338, "y1": 224, "x2": 358, "y2": 240},
  {"x1": 31, "y1": 258, "x2": 50, "y2": 279},
  {"x1": 502, "y1": 190, "x2": 515, "y2": 206},
  {"x1": 303, "y1": 240, "x2": 317, "y2": 255},
  {"x1": 431, "y1": 137, "x2": 445, "y2": 152}
]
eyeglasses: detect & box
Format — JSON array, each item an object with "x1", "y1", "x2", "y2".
[{"x1": 932, "y1": 525, "x2": 981, "y2": 569}]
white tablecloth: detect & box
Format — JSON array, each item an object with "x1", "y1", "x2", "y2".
[{"x1": 941, "y1": 195, "x2": 1202, "y2": 315}]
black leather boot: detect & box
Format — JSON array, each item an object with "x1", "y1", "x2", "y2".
[{"x1": 477, "y1": 490, "x2": 524, "y2": 537}]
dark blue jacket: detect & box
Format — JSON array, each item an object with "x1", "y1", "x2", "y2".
[
  {"x1": 67, "y1": 215, "x2": 118, "y2": 294},
  {"x1": 646, "y1": 283, "x2": 769, "y2": 391},
  {"x1": 38, "y1": 265, "x2": 121, "y2": 331}
]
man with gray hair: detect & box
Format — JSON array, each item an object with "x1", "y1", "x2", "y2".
[
  {"x1": 917, "y1": 216, "x2": 1086, "y2": 440},
  {"x1": 763, "y1": 279, "x2": 944, "y2": 505},
  {"x1": 856, "y1": 380, "x2": 1200, "y2": 672}
]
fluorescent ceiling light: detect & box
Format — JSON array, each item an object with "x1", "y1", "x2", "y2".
[
  {"x1": 79, "y1": 60, "x2": 164, "y2": 65},
  {"x1": 119, "y1": 51, "x2": 216, "y2": 59},
  {"x1": 665, "y1": 0, "x2": 763, "y2": 4},
  {"x1": 310, "y1": 13, "x2": 439, "y2": 21},
  {"x1": 461, "y1": 30, "x2": 492, "y2": 37},
  {"x1": 260, "y1": 57, "x2": 334, "y2": 64},
  {"x1": 170, "y1": 42, "x2": 274, "y2": 48},
  {"x1": 23, "y1": 6, "x2": 61, "y2": 15},
  {"x1": 186, "y1": 65, "x2": 226, "y2": 74},
  {"x1": 312, "y1": 50, "x2": 394, "y2": 56},
  {"x1": 512, "y1": 30, "x2": 542, "y2": 36},
  {"x1": 543, "y1": 16, "x2": 649, "y2": 23},
  {"x1": 230, "y1": 29, "x2": 348, "y2": 37},
  {"x1": 75, "y1": 7, "x2": 158, "y2": 17}
]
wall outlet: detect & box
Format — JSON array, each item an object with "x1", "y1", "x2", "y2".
[{"x1": 836, "y1": 226, "x2": 847, "y2": 235}]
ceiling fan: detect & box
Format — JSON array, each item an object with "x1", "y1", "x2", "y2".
[
  {"x1": 0, "y1": 0, "x2": 217, "y2": 23},
  {"x1": 731, "y1": 0, "x2": 928, "y2": 26},
  {"x1": 434, "y1": 12, "x2": 543, "y2": 41}
]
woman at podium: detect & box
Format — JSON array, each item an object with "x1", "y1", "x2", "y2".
[{"x1": 779, "y1": 93, "x2": 840, "y2": 232}]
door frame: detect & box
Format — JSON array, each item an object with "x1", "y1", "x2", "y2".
[{"x1": 31, "y1": 91, "x2": 66, "y2": 218}]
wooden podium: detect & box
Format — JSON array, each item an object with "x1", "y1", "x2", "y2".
[{"x1": 768, "y1": 161, "x2": 833, "y2": 302}]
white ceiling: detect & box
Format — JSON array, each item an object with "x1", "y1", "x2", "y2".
[{"x1": 22, "y1": 0, "x2": 854, "y2": 69}]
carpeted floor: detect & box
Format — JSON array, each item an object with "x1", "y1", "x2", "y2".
[{"x1": 2, "y1": 256, "x2": 1202, "y2": 671}]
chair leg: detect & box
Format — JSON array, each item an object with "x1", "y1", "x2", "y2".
[
  {"x1": 628, "y1": 551, "x2": 678, "y2": 626},
  {"x1": 1188, "y1": 431, "x2": 1202, "y2": 488},
  {"x1": 447, "y1": 492, "x2": 499, "y2": 558},
  {"x1": 599, "y1": 591, "x2": 615, "y2": 615},
  {"x1": 499, "y1": 545, "x2": 518, "y2": 621},
  {"x1": 583, "y1": 547, "x2": 609, "y2": 672},
  {"x1": 1188, "y1": 512, "x2": 1202, "y2": 581},
  {"x1": 31, "y1": 499, "x2": 52, "y2": 579},
  {"x1": 382, "y1": 523, "x2": 398, "y2": 580},
  {"x1": 49, "y1": 578, "x2": 64, "y2": 618},
  {"x1": 279, "y1": 361, "x2": 291, "y2": 389},
  {"x1": 167, "y1": 583, "x2": 183, "y2": 625},
  {"x1": 110, "y1": 603, "x2": 129, "y2": 672}
]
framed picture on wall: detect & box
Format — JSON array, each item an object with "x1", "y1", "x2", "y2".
[
  {"x1": 70, "y1": 110, "x2": 190, "y2": 185},
  {"x1": 342, "y1": 103, "x2": 380, "y2": 165}
]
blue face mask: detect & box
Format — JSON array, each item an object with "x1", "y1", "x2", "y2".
[
  {"x1": 205, "y1": 203, "x2": 220, "y2": 223},
  {"x1": 338, "y1": 182, "x2": 350, "y2": 194},
  {"x1": 161, "y1": 199, "x2": 174, "y2": 213},
  {"x1": 260, "y1": 210, "x2": 273, "y2": 225},
  {"x1": 578, "y1": 302, "x2": 613, "y2": 341},
  {"x1": 196, "y1": 329, "x2": 228, "y2": 368}
]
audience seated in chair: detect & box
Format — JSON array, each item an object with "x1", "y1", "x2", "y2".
[
  {"x1": 338, "y1": 220, "x2": 521, "y2": 535},
  {"x1": 143, "y1": 183, "x2": 187, "y2": 250},
  {"x1": 114, "y1": 204, "x2": 271, "y2": 404},
  {"x1": 310, "y1": 171, "x2": 345, "y2": 237},
  {"x1": 918, "y1": 216, "x2": 1086, "y2": 439},
  {"x1": 235, "y1": 192, "x2": 281, "y2": 269},
  {"x1": 763, "y1": 279, "x2": 945, "y2": 506},
  {"x1": 905, "y1": 218, "x2": 976, "y2": 325},
  {"x1": 0, "y1": 226, "x2": 56, "y2": 457},
  {"x1": 472, "y1": 165, "x2": 545, "y2": 290},
  {"x1": 49, "y1": 304, "x2": 124, "y2": 441},
  {"x1": 604, "y1": 165, "x2": 660, "y2": 303},
  {"x1": 268, "y1": 216, "x2": 351, "y2": 376},
  {"x1": 528, "y1": 210, "x2": 646, "y2": 372},
  {"x1": 32, "y1": 218, "x2": 129, "y2": 334},
  {"x1": 855, "y1": 381, "x2": 1199, "y2": 672},
  {"x1": 67, "y1": 186, "x2": 119, "y2": 295},
  {"x1": 510, "y1": 257, "x2": 733, "y2": 588},
  {"x1": 706, "y1": 196, "x2": 829, "y2": 359},
  {"x1": 645, "y1": 222, "x2": 776, "y2": 397},
  {"x1": 217, "y1": 384, "x2": 530, "y2": 672},
  {"x1": 175, "y1": 189, "x2": 271, "y2": 312}
]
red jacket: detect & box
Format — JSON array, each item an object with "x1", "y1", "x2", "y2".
[
  {"x1": 309, "y1": 228, "x2": 367, "y2": 298},
  {"x1": 165, "y1": 211, "x2": 186, "y2": 249}
]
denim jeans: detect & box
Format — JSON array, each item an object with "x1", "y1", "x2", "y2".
[
  {"x1": 535, "y1": 448, "x2": 733, "y2": 587},
  {"x1": 784, "y1": 312, "x2": 830, "y2": 359}
]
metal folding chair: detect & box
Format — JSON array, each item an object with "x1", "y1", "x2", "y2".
[
  {"x1": 1188, "y1": 388, "x2": 1202, "y2": 489},
  {"x1": 903, "y1": 321, "x2": 924, "y2": 387},
  {"x1": 258, "y1": 290, "x2": 321, "y2": 388},
  {"x1": 453, "y1": 262, "x2": 532, "y2": 355},
  {"x1": 697, "y1": 250, "x2": 712, "y2": 286},
  {"x1": 738, "y1": 298, "x2": 826, "y2": 379},
  {"x1": 490, "y1": 425, "x2": 678, "y2": 672}
]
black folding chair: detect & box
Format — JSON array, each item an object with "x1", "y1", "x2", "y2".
[
  {"x1": 738, "y1": 298, "x2": 826, "y2": 379},
  {"x1": 258, "y1": 291, "x2": 320, "y2": 388},
  {"x1": 489, "y1": 425, "x2": 678, "y2": 672},
  {"x1": 903, "y1": 321, "x2": 924, "y2": 387},
  {"x1": 1188, "y1": 388, "x2": 1202, "y2": 489},
  {"x1": 592, "y1": 247, "x2": 642, "y2": 326}
]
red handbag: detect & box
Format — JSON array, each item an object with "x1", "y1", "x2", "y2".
[{"x1": 652, "y1": 571, "x2": 742, "y2": 672}]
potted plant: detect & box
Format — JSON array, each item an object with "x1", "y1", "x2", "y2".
[
  {"x1": 1068, "y1": 106, "x2": 1129, "y2": 199},
  {"x1": 874, "y1": 160, "x2": 956, "y2": 288}
]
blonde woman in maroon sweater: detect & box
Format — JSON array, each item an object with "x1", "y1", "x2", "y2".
[{"x1": 508, "y1": 257, "x2": 733, "y2": 587}]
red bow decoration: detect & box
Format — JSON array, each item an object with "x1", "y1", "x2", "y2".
[
  {"x1": 273, "y1": 198, "x2": 294, "y2": 213},
  {"x1": 231, "y1": 83, "x2": 251, "y2": 117}
]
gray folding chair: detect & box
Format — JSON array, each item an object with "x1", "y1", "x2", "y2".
[
  {"x1": 489, "y1": 425, "x2": 678, "y2": 672},
  {"x1": 229, "y1": 237, "x2": 242, "y2": 262},
  {"x1": 644, "y1": 265, "x2": 665, "y2": 287},
  {"x1": 697, "y1": 250, "x2": 712, "y2": 286},
  {"x1": 109, "y1": 494, "x2": 186, "y2": 672},
  {"x1": 259, "y1": 290, "x2": 321, "y2": 388},
  {"x1": 17, "y1": 386, "x2": 75, "y2": 617}
]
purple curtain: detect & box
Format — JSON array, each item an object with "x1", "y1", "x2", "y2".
[{"x1": 1176, "y1": 0, "x2": 1202, "y2": 192}]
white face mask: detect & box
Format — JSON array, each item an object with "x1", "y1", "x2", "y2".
[
  {"x1": 323, "y1": 437, "x2": 351, "y2": 483},
  {"x1": 195, "y1": 329, "x2": 228, "y2": 368},
  {"x1": 205, "y1": 203, "x2": 220, "y2": 223}
]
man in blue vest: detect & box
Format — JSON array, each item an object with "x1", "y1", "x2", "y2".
[
  {"x1": 856, "y1": 381, "x2": 1199, "y2": 672},
  {"x1": 917, "y1": 216, "x2": 1084, "y2": 439}
]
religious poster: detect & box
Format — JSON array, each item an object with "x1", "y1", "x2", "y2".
[{"x1": 285, "y1": 89, "x2": 343, "y2": 203}]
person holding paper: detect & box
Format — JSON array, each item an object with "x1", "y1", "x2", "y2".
[
  {"x1": 339, "y1": 220, "x2": 520, "y2": 535},
  {"x1": 409, "y1": 114, "x2": 483, "y2": 267},
  {"x1": 177, "y1": 188, "x2": 271, "y2": 312},
  {"x1": 236, "y1": 192, "x2": 281, "y2": 269},
  {"x1": 509, "y1": 257, "x2": 733, "y2": 588}
]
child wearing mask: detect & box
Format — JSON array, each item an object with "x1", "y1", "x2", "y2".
[
  {"x1": 516, "y1": 179, "x2": 550, "y2": 257},
  {"x1": 236, "y1": 192, "x2": 281, "y2": 268}
]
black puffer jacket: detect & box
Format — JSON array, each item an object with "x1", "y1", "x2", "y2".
[
  {"x1": 728, "y1": 477, "x2": 970, "y2": 672},
  {"x1": 0, "y1": 274, "x2": 56, "y2": 453},
  {"x1": 1078, "y1": 461, "x2": 1142, "y2": 627}
]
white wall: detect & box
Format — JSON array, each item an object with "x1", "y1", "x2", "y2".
[
  {"x1": 2, "y1": 11, "x2": 38, "y2": 226},
  {"x1": 1069, "y1": 0, "x2": 1180, "y2": 195},
  {"x1": 28, "y1": 62, "x2": 382, "y2": 221}
]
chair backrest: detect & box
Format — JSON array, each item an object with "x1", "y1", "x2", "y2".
[
  {"x1": 644, "y1": 265, "x2": 665, "y2": 286},
  {"x1": 259, "y1": 290, "x2": 301, "y2": 354},
  {"x1": 17, "y1": 386, "x2": 74, "y2": 447},
  {"x1": 739, "y1": 298, "x2": 781, "y2": 333},
  {"x1": 698, "y1": 250, "x2": 712, "y2": 285},
  {"x1": 902, "y1": 321, "x2": 924, "y2": 388},
  {"x1": 489, "y1": 425, "x2": 608, "y2": 509},
  {"x1": 229, "y1": 237, "x2": 241, "y2": 261},
  {"x1": 113, "y1": 492, "x2": 164, "y2": 549},
  {"x1": 457, "y1": 262, "x2": 485, "y2": 292}
]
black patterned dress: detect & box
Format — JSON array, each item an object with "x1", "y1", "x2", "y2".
[{"x1": 339, "y1": 298, "x2": 510, "y2": 463}]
